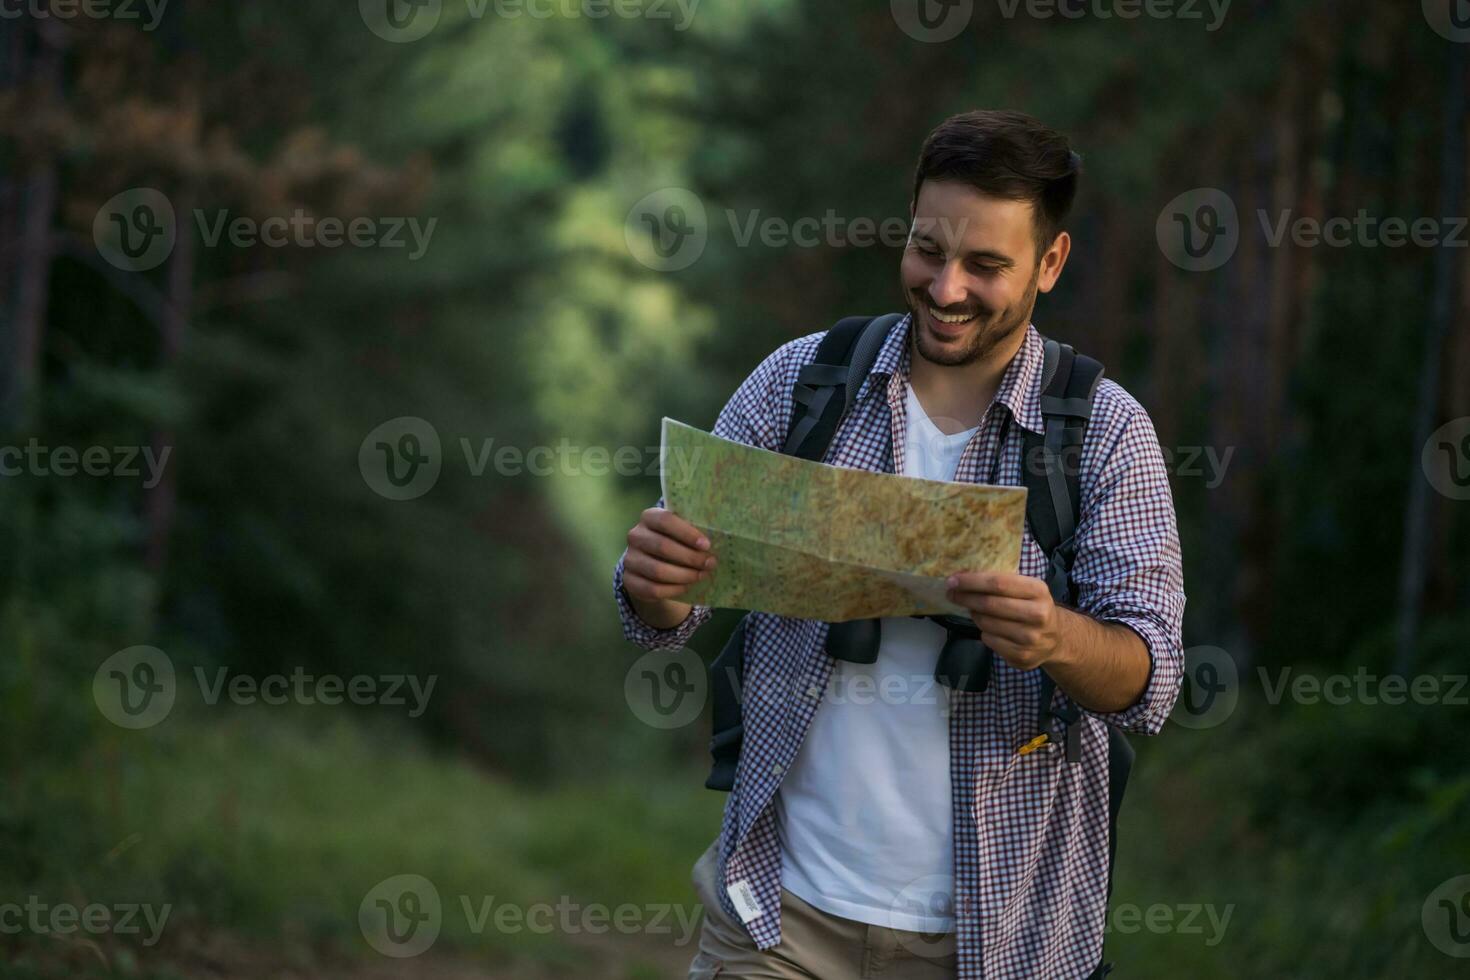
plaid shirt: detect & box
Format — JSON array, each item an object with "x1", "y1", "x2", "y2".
[{"x1": 613, "y1": 316, "x2": 1185, "y2": 979}]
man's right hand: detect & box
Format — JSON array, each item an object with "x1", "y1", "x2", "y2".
[{"x1": 621, "y1": 507, "x2": 716, "y2": 630}]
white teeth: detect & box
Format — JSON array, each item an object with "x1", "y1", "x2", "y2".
[{"x1": 928, "y1": 306, "x2": 974, "y2": 324}]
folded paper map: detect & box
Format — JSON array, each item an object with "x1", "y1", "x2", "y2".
[{"x1": 660, "y1": 418, "x2": 1027, "y2": 621}]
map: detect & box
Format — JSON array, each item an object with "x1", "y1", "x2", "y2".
[{"x1": 659, "y1": 418, "x2": 1027, "y2": 621}]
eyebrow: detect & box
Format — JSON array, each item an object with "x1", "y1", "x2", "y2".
[{"x1": 910, "y1": 230, "x2": 1016, "y2": 267}]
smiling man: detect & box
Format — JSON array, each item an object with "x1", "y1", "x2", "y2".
[{"x1": 614, "y1": 110, "x2": 1186, "y2": 979}]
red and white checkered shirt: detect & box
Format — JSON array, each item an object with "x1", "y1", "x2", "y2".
[{"x1": 613, "y1": 316, "x2": 1186, "y2": 979}]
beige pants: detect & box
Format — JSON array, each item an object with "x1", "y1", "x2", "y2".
[{"x1": 688, "y1": 840, "x2": 958, "y2": 979}]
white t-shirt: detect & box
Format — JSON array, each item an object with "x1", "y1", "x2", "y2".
[{"x1": 774, "y1": 381, "x2": 979, "y2": 933}]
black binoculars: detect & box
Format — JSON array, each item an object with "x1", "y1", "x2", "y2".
[{"x1": 825, "y1": 616, "x2": 993, "y2": 692}]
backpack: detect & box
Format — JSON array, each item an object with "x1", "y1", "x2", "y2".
[{"x1": 702, "y1": 313, "x2": 1131, "y2": 976}]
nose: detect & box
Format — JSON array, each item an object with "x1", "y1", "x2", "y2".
[{"x1": 927, "y1": 260, "x2": 969, "y2": 309}]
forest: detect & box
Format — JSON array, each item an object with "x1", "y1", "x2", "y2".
[{"x1": 1, "y1": 1, "x2": 1467, "y2": 976}]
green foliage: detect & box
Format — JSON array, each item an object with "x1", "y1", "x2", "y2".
[{"x1": 2, "y1": 0, "x2": 1467, "y2": 974}]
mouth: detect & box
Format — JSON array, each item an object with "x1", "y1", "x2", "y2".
[{"x1": 920, "y1": 303, "x2": 979, "y2": 338}]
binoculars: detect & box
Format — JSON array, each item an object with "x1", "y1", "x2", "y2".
[{"x1": 825, "y1": 616, "x2": 993, "y2": 692}]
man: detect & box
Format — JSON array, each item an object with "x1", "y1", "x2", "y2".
[{"x1": 613, "y1": 110, "x2": 1185, "y2": 979}]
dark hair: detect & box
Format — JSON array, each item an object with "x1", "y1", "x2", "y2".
[{"x1": 910, "y1": 110, "x2": 1081, "y2": 257}]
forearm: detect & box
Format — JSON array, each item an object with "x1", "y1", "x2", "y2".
[{"x1": 1045, "y1": 608, "x2": 1151, "y2": 714}]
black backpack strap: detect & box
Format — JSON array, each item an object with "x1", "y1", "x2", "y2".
[
  {"x1": 1022, "y1": 339, "x2": 1104, "y2": 763},
  {"x1": 706, "y1": 313, "x2": 902, "y2": 792},
  {"x1": 783, "y1": 313, "x2": 902, "y2": 460},
  {"x1": 704, "y1": 616, "x2": 746, "y2": 791}
]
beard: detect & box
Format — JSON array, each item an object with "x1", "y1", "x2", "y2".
[{"x1": 905, "y1": 266, "x2": 1040, "y2": 368}]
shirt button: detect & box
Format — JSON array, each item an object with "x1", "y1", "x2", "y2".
[
  {"x1": 770, "y1": 763, "x2": 784, "y2": 776},
  {"x1": 806, "y1": 684, "x2": 821, "y2": 699}
]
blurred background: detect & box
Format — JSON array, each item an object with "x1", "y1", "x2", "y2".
[{"x1": 1, "y1": 0, "x2": 1468, "y2": 976}]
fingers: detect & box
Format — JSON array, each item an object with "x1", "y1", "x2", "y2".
[
  {"x1": 624, "y1": 549, "x2": 708, "y2": 587},
  {"x1": 973, "y1": 618, "x2": 1037, "y2": 647},
  {"x1": 946, "y1": 571, "x2": 1044, "y2": 600},
  {"x1": 985, "y1": 635, "x2": 1047, "y2": 671},
  {"x1": 623, "y1": 507, "x2": 717, "y2": 604},
  {"x1": 946, "y1": 593, "x2": 1045, "y2": 626},
  {"x1": 628, "y1": 513, "x2": 714, "y2": 573},
  {"x1": 622, "y1": 567, "x2": 700, "y2": 602},
  {"x1": 644, "y1": 507, "x2": 710, "y2": 551}
]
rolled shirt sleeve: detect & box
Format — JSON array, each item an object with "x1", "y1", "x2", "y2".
[
  {"x1": 1068, "y1": 392, "x2": 1186, "y2": 735},
  {"x1": 612, "y1": 335, "x2": 805, "y2": 651}
]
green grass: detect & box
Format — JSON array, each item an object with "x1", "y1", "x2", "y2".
[
  {"x1": 1107, "y1": 691, "x2": 1470, "y2": 978},
  {"x1": 0, "y1": 694, "x2": 725, "y2": 977}
]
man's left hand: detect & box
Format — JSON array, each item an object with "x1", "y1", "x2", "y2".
[{"x1": 945, "y1": 571, "x2": 1066, "y2": 671}]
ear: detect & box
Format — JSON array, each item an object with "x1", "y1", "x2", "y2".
[{"x1": 1036, "y1": 230, "x2": 1071, "y2": 293}]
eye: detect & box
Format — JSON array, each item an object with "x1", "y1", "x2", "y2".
[{"x1": 914, "y1": 241, "x2": 942, "y2": 257}]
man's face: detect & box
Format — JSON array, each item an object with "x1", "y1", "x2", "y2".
[{"x1": 900, "y1": 180, "x2": 1067, "y2": 367}]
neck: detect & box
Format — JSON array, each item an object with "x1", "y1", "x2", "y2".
[{"x1": 908, "y1": 324, "x2": 1029, "y2": 433}]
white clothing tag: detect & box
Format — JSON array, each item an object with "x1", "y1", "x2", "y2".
[{"x1": 726, "y1": 879, "x2": 765, "y2": 923}]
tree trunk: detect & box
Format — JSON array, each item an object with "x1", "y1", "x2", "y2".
[
  {"x1": 1394, "y1": 40, "x2": 1467, "y2": 674},
  {"x1": 145, "y1": 183, "x2": 197, "y2": 575},
  {"x1": 5, "y1": 21, "x2": 64, "y2": 429}
]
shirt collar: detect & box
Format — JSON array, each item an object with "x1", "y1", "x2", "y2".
[{"x1": 862, "y1": 314, "x2": 1047, "y2": 435}]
